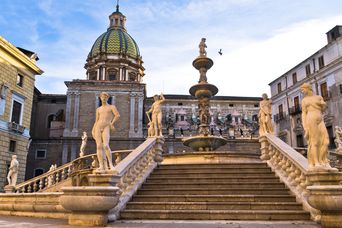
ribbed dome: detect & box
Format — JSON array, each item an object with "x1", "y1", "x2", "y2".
[{"x1": 88, "y1": 28, "x2": 140, "y2": 59}]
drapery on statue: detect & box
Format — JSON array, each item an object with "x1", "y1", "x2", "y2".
[
  {"x1": 79, "y1": 131, "x2": 87, "y2": 157},
  {"x1": 334, "y1": 126, "x2": 342, "y2": 152},
  {"x1": 146, "y1": 93, "x2": 165, "y2": 137},
  {"x1": 92, "y1": 92, "x2": 120, "y2": 172},
  {"x1": 300, "y1": 83, "x2": 336, "y2": 171},
  {"x1": 199, "y1": 38, "x2": 207, "y2": 56},
  {"x1": 7, "y1": 155, "x2": 19, "y2": 186},
  {"x1": 258, "y1": 93, "x2": 274, "y2": 136}
]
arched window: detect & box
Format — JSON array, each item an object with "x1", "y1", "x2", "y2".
[{"x1": 108, "y1": 70, "x2": 117, "y2": 81}]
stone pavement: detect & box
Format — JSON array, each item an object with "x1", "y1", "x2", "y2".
[{"x1": 0, "y1": 216, "x2": 321, "y2": 228}]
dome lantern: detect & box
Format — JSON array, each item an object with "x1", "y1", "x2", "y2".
[{"x1": 108, "y1": 2, "x2": 127, "y2": 32}]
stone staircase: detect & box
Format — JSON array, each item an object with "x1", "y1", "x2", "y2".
[{"x1": 120, "y1": 162, "x2": 311, "y2": 220}]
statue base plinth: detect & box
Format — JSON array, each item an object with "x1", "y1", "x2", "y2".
[
  {"x1": 4, "y1": 185, "x2": 15, "y2": 193},
  {"x1": 88, "y1": 173, "x2": 120, "y2": 187}
]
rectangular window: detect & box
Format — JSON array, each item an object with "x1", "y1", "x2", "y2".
[
  {"x1": 305, "y1": 64, "x2": 311, "y2": 76},
  {"x1": 294, "y1": 96, "x2": 300, "y2": 111},
  {"x1": 292, "y1": 72, "x2": 297, "y2": 84},
  {"x1": 16, "y1": 74, "x2": 24, "y2": 87},
  {"x1": 229, "y1": 104, "x2": 234, "y2": 107},
  {"x1": 278, "y1": 104, "x2": 283, "y2": 118},
  {"x1": 320, "y1": 82, "x2": 329, "y2": 100},
  {"x1": 35, "y1": 149, "x2": 47, "y2": 159},
  {"x1": 11, "y1": 100, "x2": 22, "y2": 124},
  {"x1": 180, "y1": 116, "x2": 184, "y2": 121},
  {"x1": 318, "y1": 55, "x2": 325, "y2": 69},
  {"x1": 340, "y1": 84, "x2": 342, "y2": 94},
  {"x1": 9, "y1": 140, "x2": 16, "y2": 152},
  {"x1": 277, "y1": 82, "x2": 282, "y2": 93}
]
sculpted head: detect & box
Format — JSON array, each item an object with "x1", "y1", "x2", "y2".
[
  {"x1": 300, "y1": 83, "x2": 313, "y2": 95},
  {"x1": 153, "y1": 94, "x2": 159, "y2": 101},
  {"x1": 262, "y1": 93, "x2": 268, "y2": 100},
  {"x1": 100, "y1": 92, "x2": 110, "y2": 103},
  {"x1": 12, "y1": 155, "x2": 17, "y2": 160}
]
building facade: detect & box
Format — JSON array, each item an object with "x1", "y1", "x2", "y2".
[
  {"x1": 0, "y1": 36, "x2": 43, "y2": 191},
  {"x1": 269, "y1": 26, "x2": 342, "y2": 148}
]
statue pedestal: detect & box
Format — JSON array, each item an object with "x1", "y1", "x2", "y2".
[
  {"x1": 4, "y1": 185, "x2": 15, "y2": 193},
  {"x1": 60, "y1": 186, "x2": 120, "y2": 226},
  {"x1": 307, "y1": 171, "x2": 342, "y2": 228},
  {"x1": 88, "y1": 173, "x2": 120, "y2": 187}
]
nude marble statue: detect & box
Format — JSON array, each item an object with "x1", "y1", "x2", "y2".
[
  {"x1": 146, "y1": 93, "x2": 165, "y2": 137},
  {"x1": 79, "y1": 131, "x2": 87, "y2": 157},
  {"x1": 300, "y1": 83, "x2": 336, "y2": 171},
  {"x1": 258, "y1": 93, "x2": 274, "y2": 136},
  {"x1": 92, "y1": 92, "x2": 120, "y2": 172},
  {"x1": 334, "y1": 126, "x2": 342, "y2": 152},
  {"x1": 7, "y1": 155, "x2": 19, "y2": 186}
]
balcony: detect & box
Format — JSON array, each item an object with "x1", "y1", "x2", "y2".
[
  {"x1": 289, "y1": 106, "x2": 302, "y2": 115},
  {"x1": 8, "y1": 122, "x2": 25, "y2": 134},
  {"x1": 273, "y1": 112, "x2": 286, "y2": 123}
]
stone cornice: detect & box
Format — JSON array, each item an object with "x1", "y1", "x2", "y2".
[{"x1": 0, "y1": 36, "x2": 44, "y2": 75}]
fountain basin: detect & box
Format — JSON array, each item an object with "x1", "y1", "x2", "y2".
[
  {"x1": 192, "y1": 56, "x2": 214, "y2": 70},
  {"x1": 182, "y1": 135, "x2": 227, "y2": 151},
  {"x1": 189, "y1": 83, "x2": 218, "y2": 98}
]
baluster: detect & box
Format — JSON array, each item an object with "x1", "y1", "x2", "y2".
[
  {"x1": 45, "y1": 175, "x2": 49, "y2": 187},
  {"x1": 61, "y1": 168, "x2": 66, "y2": 180},
  {"x1": 33, "y1": 181, "x2": 37, "y2": 192},
  {"x1": 67, "y1": 166, "x2": 72, "y2": 178},
  {"x1": 27, "y1": 184, "x2": 32, "y2": 193},
  {"x1": 55, "y1": 171, "x2": 60, "y2": 183},
  {"x1": 39, "y1": 177, "x2": 43, "y2": 190},
  {"x1": 20, "y1": 186, "x2": 25, "y2": 193}
]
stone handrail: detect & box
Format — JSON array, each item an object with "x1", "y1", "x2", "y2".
[
  {"x1": 108, "y1": 137, "x2": 165, "y2": 221},
  {"x1": 259, "y1": 134, "x2": 321, "y2": 220},
  {"x1": 15, "y1": 149, "x2": 132, "y2": 193}
]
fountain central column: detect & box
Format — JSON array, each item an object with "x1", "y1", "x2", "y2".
[{"x1": 182, "y1": 38, "x2": 227, "y2": 151}]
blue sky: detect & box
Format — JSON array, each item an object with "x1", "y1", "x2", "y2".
[{"x1": 1, "y1": 0, "x2": 342, "y2": 97}]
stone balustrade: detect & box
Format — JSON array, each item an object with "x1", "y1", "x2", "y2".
[
  {"x1": 259, "y1": 134, "x2": 320, "y2": 220},
  {"x1": 107, "y1": 137, "x2": 165, "y2": 221},
  {"x1": 260, "y1": 134, "x2": 342, "y2": 227},
  {"x1": 14, "y1": 149, "x2": 132, "y2": 193}
]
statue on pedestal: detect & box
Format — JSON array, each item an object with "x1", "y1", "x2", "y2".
[
  {"x1": 334, "y1": 126, "x2": 342, "y2": 153},
  {"x1": 199, "y1": 38, "x2": 207, "y2": 56},
  {"x1": 300, "y1": 83, "x2": 336, "y2": 171},
  {"x1": 7, "y1": 155, "x2": 19, "y2": 186},
  {"x1": 258, "y1": 93, "x2": 274, "y2": 136},
  {"x1": 79, "y1": 131, "x2": 87, "y2": 157},
  {"x1": 92, "y1": 92, "x2": 120, "y2": 172},
  {"x1": 146, "y1": 93, "x2": 165, "y2": 137}
]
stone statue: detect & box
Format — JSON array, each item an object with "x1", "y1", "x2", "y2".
[
  {"x1": 199, "y1": 38, "x2": 207, "y2": 56},
  {"x1": 79, "y1": 131, "x2": 87, "y2": 157},
  {"x1": 334, "y1": 126, "x2": 342, "y2": 153},
  {"x1": 258, "y1": 93, "x2": 274, "y2": 136},
  {"x1": 47, "y1": 164, "x2": 57, "y2": 187},
  {"x1": 146, "y1": 93, "x2": 165, "y2": 137},
  {"x1": 300, "y1": 83, "x2": 335, "y2": 171},
  {"x1": 7, "y1": 155, "x2": 19, "y2": 186},
  {"x1": 92, "y1": 92, "x2": 120, "y2": 172}
]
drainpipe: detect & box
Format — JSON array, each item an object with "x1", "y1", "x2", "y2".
[{"x1": 285, "y1": 76, "x2": 293, "y2": 146}]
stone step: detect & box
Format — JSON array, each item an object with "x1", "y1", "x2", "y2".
[
  {"x1": 131, "y1": 195, "x2": 297, "y2": 202},
  {"x1": 146, "y1": 176, "x2": 281, "y2": 184},
  {"x1": 149, "y1": 173, "x2": 277, "y2": 178},
  {"x1": 137, "y1": 188, "x2": 290, "y2": 195},
  {"x1": 120, "y1": 209, "x2": 311, "y2": 220},
  {"x1": 125, "y1": 201, "x2": 303, "y2": 210},
  {"x1": 141, "y1": 182, "x2": 286, "y2": 189},
  {"x1": 158, "y1": 163, "x2": 268, "y2": 169},
  {"x1": 153, "y1": 168, "x2": 273, "y2": 174}
]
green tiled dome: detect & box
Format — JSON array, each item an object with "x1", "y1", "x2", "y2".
[{"x1": 88, "y1": 28, "x2": 140, "y2": 59}]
